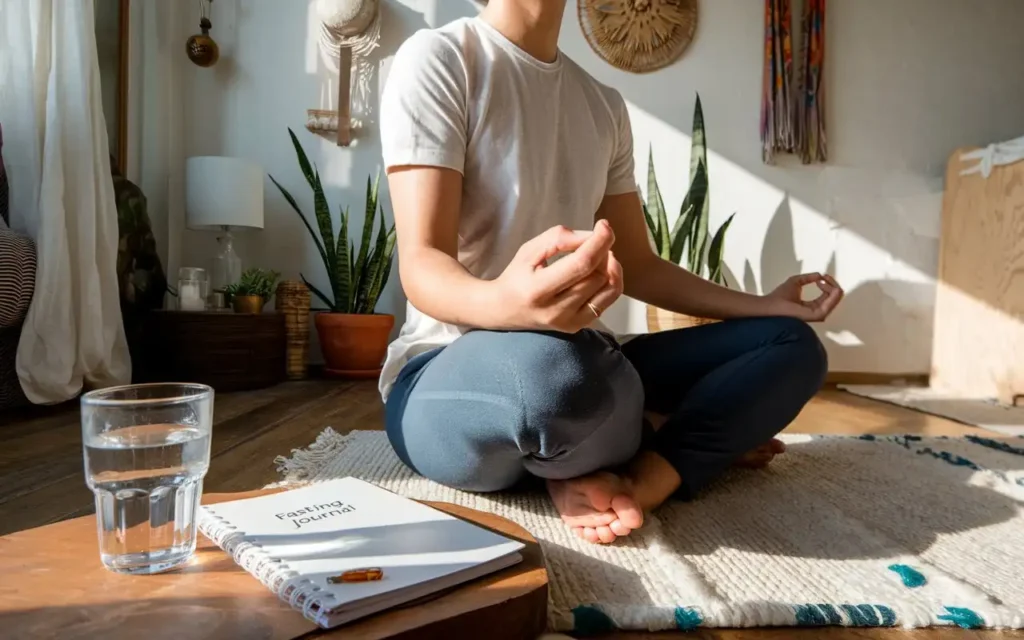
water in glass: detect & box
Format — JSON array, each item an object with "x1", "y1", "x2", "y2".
[{"x1": 81, "y1": 384, "x2": 213, "y2": 574}]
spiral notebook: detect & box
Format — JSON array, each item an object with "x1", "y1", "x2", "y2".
[{"x1": 198, "y1": 478, "x2": 525, "y2": 629}]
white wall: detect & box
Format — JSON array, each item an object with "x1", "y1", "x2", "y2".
[
  {"x1": 565, "y1": 0, "x2": 1024, "y2": 374},
  {"x1": 144, "y1": 0, "x2": 1024, "y2": 373}
]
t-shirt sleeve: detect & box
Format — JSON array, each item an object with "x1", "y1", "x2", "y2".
[
  {"x1": 380, "y1": 31, "x2": 468, "y2": 174},
  {"x1": 605, "y1": 94, "x2": 638, "y2": 196}
]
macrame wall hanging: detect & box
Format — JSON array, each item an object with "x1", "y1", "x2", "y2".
[
  {"x1": 761, "y1": 0, "x2": 827, "y2": 164},
  {"x1": 578, "y1": 0, "x2": 698, "y2": 74},
  {"x1": 307, "y1": 0, "x2": 381, "y2": 147}
]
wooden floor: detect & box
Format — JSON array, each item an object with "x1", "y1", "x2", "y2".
[{"x1": 1, "y1": 381, "x2": 1019, "y2": 639}]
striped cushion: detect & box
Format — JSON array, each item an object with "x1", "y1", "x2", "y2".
[{"x1": 0, "y1": 227, "x2": 36, "y2": 329}]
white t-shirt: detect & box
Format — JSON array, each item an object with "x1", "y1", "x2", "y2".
[{"x1": 378, "y1": 16, "x2": 636, "y2": 399}]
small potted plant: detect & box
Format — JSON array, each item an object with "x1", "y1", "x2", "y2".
[
  {"x1": 223, "y1": 267, "x2": 281, "y2": 313},
  {"x1": 269, "y1": 129, "x2": 396, "y2": 378},
  {"x1": 643, "y1": 93, "x2": 736, "y2": 331}
]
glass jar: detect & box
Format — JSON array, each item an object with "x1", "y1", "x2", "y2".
[{"x1": 177, "y1": 267, "x2": 209, "y2": 311}]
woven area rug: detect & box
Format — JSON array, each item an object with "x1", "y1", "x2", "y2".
[{"x1": 272, "y1": 430, "x2": 1024, "y2": 634}]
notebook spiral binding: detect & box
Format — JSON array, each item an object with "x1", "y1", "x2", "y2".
[{"x1": 199, "y1": 509, "x2": 333, "y2": 624}]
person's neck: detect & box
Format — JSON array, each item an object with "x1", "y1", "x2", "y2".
[{"x1": 479, "y1": 0, "x2": 566, "y2": 64}]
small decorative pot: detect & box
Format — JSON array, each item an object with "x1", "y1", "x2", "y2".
[{"x1": 232, "y1": 295, "x2": 264, "y2": 314}]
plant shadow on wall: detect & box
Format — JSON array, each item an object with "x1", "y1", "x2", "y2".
[
  {"x1": 269, "y1": 129, "x2": 397, "y2": 379},
  {"x1": 719, "y1": 194, "x2": 935, "y2": 373},
  {"x1": 637, "y1": 89, "x2": 935, "y2": 373},
  {"x1": 546, "y1": 0, "x2": 1024, "y2": 374}
]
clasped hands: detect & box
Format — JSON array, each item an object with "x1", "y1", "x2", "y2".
[{"x1": 493, "y1": 221, "x2": 622, "y2": 333}]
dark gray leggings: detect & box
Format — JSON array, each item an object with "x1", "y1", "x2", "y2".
[{"x1": 385, "y1": 317, "x2": 827, "y2": 499}]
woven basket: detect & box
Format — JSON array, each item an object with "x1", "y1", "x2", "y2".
[
  {"x1": 275, "y1": 280, "x2": 312, "y2": 380},
  {"x1": 646, "y1": 304, "x2": 718, "y2": 332}
]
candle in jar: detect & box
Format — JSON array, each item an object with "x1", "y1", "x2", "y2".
[{"x1": 179, "y1": 280, "x2": 205, "y2": 311}]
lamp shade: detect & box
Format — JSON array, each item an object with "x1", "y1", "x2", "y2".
[{"x1": 185, "y1": 157, "x2": 265, "y2": 230}]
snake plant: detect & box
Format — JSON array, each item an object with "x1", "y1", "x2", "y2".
[
  {"x1": 270, "y1": 128, "x2": 396, "y2": 314},
  {"x1": 643, "y1": 93, "x2": 735, "y2": 286}
]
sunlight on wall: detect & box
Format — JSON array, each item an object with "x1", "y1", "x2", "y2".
[
  {"x1": 134, "y1": 0, "x2": 1024, "y2": 374},
  {"x1": 615, "y1": 100, "x2": 942, "y2": 368}
]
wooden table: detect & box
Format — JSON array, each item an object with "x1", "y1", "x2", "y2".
[{"x1": 0, "y1": 490, "x2": 549, "y2": 640}]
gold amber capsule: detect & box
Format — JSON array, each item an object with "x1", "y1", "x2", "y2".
[{"x1": 328, "y1": 567, "x2": 384, "y2": 584}]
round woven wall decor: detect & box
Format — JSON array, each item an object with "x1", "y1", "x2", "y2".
[{"x1": 578, "y1": 0, "x2": 698, "y2": 74}]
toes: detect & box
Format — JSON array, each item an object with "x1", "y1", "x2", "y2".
[
  {"x1": 610, "y1": 494, "x2": 644, "y2": 529},
  {"x1": 573, "y1": 527, "x2": 585, "y2": 540},
  {"x1": 609, "y1": 520, "x2": 632, "y2": 537},
  {"x1": 560, "y1": 509, "x2": 618, "y2": 528},
  {"x1": 581, "y1": 527, "x2": 601, "y2": 544},
  {"x1": 769, "y1": 438, "x2": 786, "y2": 454},
  {"x1": 595, "y1": 526, "x2": 617, "y2": 544}
]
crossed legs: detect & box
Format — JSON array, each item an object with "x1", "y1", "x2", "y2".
[{"x1": 384, "y1": 317, "x2": 827, "y2": 542}]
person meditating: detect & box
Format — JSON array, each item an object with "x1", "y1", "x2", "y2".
[{"x1": 378, "y1": 0, "x2": 844, "y2": 545}]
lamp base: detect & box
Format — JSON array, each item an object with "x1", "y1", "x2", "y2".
[{"x1": 211, "y1": 227, "x2": 241, "y2": 308}]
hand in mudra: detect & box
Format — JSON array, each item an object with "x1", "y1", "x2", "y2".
[
  {"x1": 495, "y1": 221, "x2": 623, "y2": 333},
  {"x1": 766, "y1": 273, "x2": 844, "y2": 322}
]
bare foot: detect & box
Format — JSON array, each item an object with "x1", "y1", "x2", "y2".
[
  {"x1": 735, "y1": 438, "x2": 786, "y2": 468},
  {"x1": 546, "y1": 473, "x2": 644, "y2": 545},
  {"x1": 547, "y1": 438, "x2": 786, "y2": 546}
]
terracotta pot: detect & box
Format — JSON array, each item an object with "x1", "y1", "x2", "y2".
[
  {"x1": 232, "y1": 295, "x2": 264, "y2": 314},
  {"x1": 315, "y1": 312, "x2": 395, "y2": 378},
  {"x1": 646, "y1": 304, "x2": 718, "y2": 332}
]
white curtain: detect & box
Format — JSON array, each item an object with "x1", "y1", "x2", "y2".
[{"x1": 0, "y1": 0, "x2": 130, "y2": 403}]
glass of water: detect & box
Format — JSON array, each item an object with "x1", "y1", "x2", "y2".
[{"x1": 81, "y1": 383, "x2": 214, "y2": 574}]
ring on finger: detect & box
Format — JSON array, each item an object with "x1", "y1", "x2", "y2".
[{"x1": 586, "y1": 302, "x2": 602, "y2": 318}]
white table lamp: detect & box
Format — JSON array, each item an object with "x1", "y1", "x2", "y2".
[{"x1": 185, "y1": 157, "x2": 265, "y2": 303}]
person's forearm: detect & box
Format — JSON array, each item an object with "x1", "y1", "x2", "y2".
[
  {"x1": 623, "y1": 254, "x2": 775, "y2": 320},
  {"x1": 399, "y1": 247, "x2": 506, "y2": 328}
]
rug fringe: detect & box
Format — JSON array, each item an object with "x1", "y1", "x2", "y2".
[{"x1": 273, "y1": 427, "x2": 350, "y2": 483}]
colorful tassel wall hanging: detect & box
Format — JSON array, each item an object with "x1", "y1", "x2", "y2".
[
  {"x1": 760, "y1": 0, "x2": 795, "y2": 164},
  {"x1": 797, "y1": 0, "x2": 827, "y2": 164}
]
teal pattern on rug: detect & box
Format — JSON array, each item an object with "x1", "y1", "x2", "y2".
[
  {"x1": 572, "y1": 605, "x2": 615, "y2": 636},
  {"x1": 938, "y1": 606, "x2": 984, "y2": 629},
  {"x1": 794, "y1": 604, "x2": 842, "y2": 626},
  {"x1": 571, "y1": 605, "x2": 703, "y2": 633},
  {"x1": 674, "y1": 607, "x2": 702, "y2": 630},
  {"x1": 878, "y1": 434, "x2": 1024, "y2": 486},
  {"x1": 967, "y1": 435, "x2": 1024, "y2": 456},
  {"x1": 794, "y1": 604, "x2": 895, "y2": 627},
  {"x1": 888, "y1": 563, "x2": 927, "y2": 587},
  {"x1": 841, "y1": 604, "x2": 897, "y2": 627}
]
